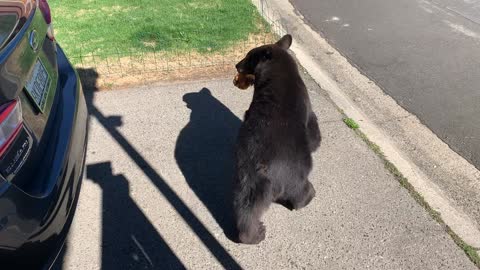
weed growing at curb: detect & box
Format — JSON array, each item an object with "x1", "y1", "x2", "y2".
[{"x1": 343, "y1": 117, "x2": 359, "y2": 130}]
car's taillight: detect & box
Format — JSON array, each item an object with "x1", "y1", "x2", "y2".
[
  {"x1": 0, "y1": 100, "x2": 23, "y2": 157},
  {"x1": 38, "y1": 0, "x2": 54, "y2": 40}
]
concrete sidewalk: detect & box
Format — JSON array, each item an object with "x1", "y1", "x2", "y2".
[{"x1": 54, "y1": 72, "x2": 475, "y2": 269}]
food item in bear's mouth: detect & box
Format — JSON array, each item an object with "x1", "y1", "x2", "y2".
[{"x1": 233, "y1": 73, "x2": 255, "y2": 90}]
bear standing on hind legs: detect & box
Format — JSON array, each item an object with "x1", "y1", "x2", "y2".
[{"x1": 232, "y1": 34, "x2": 321, "y2": 245}]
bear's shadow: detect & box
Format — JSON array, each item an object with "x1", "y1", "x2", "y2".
[{"x1": 175, "y1": 88, "x2": 241, "y2": 240}]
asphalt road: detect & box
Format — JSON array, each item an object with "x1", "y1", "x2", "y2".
[
  {"x1": 289, "y1": 0, "x2": 480, "y2": 169},
  {"x1": 52, "y1": 71, "x2": 474, "y2": 269}
]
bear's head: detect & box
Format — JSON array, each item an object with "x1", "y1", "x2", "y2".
[{"x1": 233, "y1": 34, "x2": 293, "y2": 90}]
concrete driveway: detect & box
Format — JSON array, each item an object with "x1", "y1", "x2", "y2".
[{"x1": 53, "y1": 70, "x2": 475, "y2": 269}]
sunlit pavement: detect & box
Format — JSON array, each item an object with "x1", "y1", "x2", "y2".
[{"x1": 53, "y1": 72, "x2": 475, "y2": 269}]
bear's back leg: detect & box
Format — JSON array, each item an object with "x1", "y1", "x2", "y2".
[
  {"x1": 233, "y1": 172, "x2": 273, "y2": 244},
  {"x1": 276, "y1": 180, "x2": 316, "y2": 211},
  {"x1": 307, "y1": 113, "x2": 321, "y2": 152}
]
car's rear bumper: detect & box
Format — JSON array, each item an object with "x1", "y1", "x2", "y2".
[{"x1": 0, "y1": 46, "x2": 87, "y2": 269}]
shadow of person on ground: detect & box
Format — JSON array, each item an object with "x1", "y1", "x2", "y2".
[
  {"x1": 74, "y1": 69, "x2": 242, "y2": 269},
  {"x1": 175, "y1": 88, "x2": 242, "y2": 240},
  {"x1": 87, "y1": 162, "x2": 186, "y2": 269}
]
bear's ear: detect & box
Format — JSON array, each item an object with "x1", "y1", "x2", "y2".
[
  {"x1": 276, "y1": 34, "x2": 292, "y2": 50},
  {"x1": 200, "y1": 88, "x2": 212, "y2": 95}
]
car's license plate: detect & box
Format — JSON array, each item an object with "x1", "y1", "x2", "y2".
[{"x1": 25, "y1": 58, "x2": 51, "y2": 113}]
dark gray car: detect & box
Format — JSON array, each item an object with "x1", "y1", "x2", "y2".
[{"x1": 0, "y1": 0, "x2": 87, "y2": 268}]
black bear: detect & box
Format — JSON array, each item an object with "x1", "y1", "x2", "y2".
[{"x1": 233, "y1": 34, "x2": 321, "y2": 244}]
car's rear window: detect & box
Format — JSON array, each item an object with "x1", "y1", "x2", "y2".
[{"x1": 0, "y1": 14, "x2": 19, "y2": 49}]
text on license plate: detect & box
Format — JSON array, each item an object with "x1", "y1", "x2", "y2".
[{"x1": 25, "y1": 59, "x2": 51, "y2": 113}]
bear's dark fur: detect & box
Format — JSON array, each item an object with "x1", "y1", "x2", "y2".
[{"x1": 233, "y1": 35, "x2": 321, "y2": 244}]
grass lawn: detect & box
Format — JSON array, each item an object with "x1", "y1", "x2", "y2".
[{"x1": 50, "y1": 0, "x2": 265, "y2": 60}]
